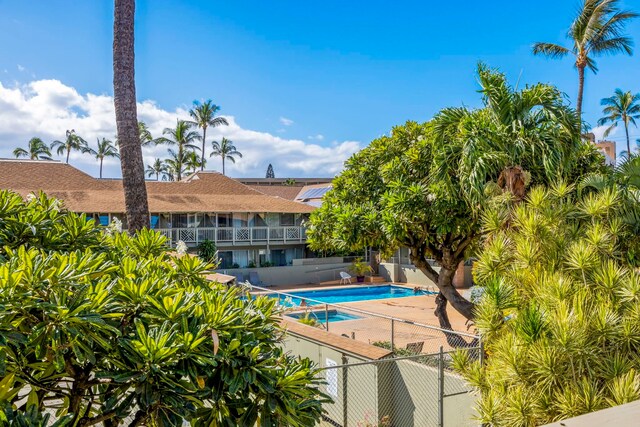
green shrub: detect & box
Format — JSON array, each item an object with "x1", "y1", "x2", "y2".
[
  {"x1": 196, "y1": 238, "x2": 217, "y2": 264},
  {"x1": 0, "y1": 190, "x2": 327, "y2": 426}
]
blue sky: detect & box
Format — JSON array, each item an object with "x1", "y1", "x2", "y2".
[{"x1": 1, "y1": 0, "x2": 639, "y2": 177}]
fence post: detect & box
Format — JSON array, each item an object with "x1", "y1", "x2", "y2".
[
  {"x1": 438, "y1": 346, "x2": 444, "y2": 427},
  {"x1": 479, "y1": 338, "x2": 484, "y2": 366},
  {"x1": 390, "y1": 318, "x2": 395, "y2": 351},
  {"x1": 325, "y1": 304, "x2": 329, "y2": 332}
]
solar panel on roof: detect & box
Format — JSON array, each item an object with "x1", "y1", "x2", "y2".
[{"x1": 299, "y1": 187, "x2": 332, "y2": 199}]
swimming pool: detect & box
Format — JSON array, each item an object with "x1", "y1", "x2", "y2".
[
  {"x1": 286, "y1": 309, "x2": 362, "y2": 323},
  {"x1": 276, "y1": 285, "x2": 431, "y2": 306}
]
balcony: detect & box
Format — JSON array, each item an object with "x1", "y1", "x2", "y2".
[{"x1": 156, "y1": 226, "x2": 307, "y2": 247}]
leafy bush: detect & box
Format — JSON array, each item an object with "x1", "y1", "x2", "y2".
[
  {"x1": 0, "y1": 191, "x2": 326, "y2": 426},
  {"x1": 196, "y1": 238, "x2": 217, "y2": 264},
  {"x1": 247, "y1": 260, "x2": 256, "y2": 268},
  {"x1": 453, "y1": 184, "x2": 640, "y2": 426}
]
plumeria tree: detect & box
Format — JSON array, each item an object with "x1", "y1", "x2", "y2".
[
  {"x1": 0, "y1": 191, "x2": 326, "y2": 426},
  {"x1": 308, "y1": 66, "x2": 603, "y2": 336}
]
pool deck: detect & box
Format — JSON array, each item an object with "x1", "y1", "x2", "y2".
[{"x1": 265, "y1": 279, "x2": 477, "y2": 353}]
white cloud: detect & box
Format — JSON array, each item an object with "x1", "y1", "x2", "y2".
[
  {"x1": 0, "y1": 79, "x2": 360, "y2": 178},
  {"x1": 279, "y1": 116, "x2": 294, "y2": 126},
  {"x1": 308, "y1": 134, "x2": 324, "y2": 141},
  {"x1": 17, "y1": 64, "x2": 25, "y2": 72},
  {"x1": 591, "y1": 124, "x2": 617, "y2": 142}
]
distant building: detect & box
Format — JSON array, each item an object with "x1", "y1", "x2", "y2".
[
  {"x1": 585, "y1": 132, "x2": 616, "y2": 166},
  {"x1": 0, "y1": 159, "x2": 315, "y2": 269}
]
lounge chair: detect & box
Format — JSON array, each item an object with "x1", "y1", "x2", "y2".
[
  {"x1": 235, "y1": 273, "x2": 245, "y2": 284},
  {"x1": 405, "y1": 342, "x2": 424, "y2": 354},
  {"x1": 339, "y1": 271, "x2": 352, "y2": 285}
]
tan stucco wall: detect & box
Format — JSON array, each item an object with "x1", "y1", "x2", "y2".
[
  {"x1": 379, "y1": 263, "x2": 473, "y2": 288},
  {"x1": 282, "y1": 333, "x2": 478, "y2": 427}
]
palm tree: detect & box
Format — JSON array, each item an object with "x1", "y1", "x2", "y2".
[
  {"x1": 188, "y1": 100, "x2": 228, "y2": 170},
  {"x1": 51, "y1": 130, "x2": 89, "y2": 164},
  {"x1": 145, "y1": 158, "x2": 168, "y2": 181},
  {"x1": 138, "y1": 121, "x2": 154, "y2": 146},
  {"x1": 210, "y1": 137, "x2": 242, "y2": 176},
  {"x1": 184, "y1": 151, "x2": 204, "y2": 174},
  {"x1": 532, "y1": 0, "x2": 638, "y2": 120},
  {"x1": 155, "y1": 120, "x2": 201, "y2": 181},
  {"x1": 86, "y1": 138, "x2": 120, "y2": 178},
  {"x1": 13, "y1": 137, "x2": 53, "y2": 160},
  {"x1": 113, "y1": 0, "x2": 149, "y2": 231},
  {"x1": 434, "y1": 64, "x2": 582, "y2": 205},
  {"x1": 598, "y1": 89, "x2": 640, "y2": 156}
]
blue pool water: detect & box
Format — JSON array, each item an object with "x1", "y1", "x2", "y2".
[
  {"x1": 276, "y1": 285, "x2": 431, "y2": 306},
  {"x1": 286, "y1": 310, "x2": 362, "y2": 323}
]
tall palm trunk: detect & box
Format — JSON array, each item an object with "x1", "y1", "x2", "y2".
[
  {"x1": 201, "y1": 126, "x2": 207, "y2": 171},
  {"x1": 625, "y1": 120, "x2": 631, "y2": 157},
  {"x1": 576, "y1": 65, "x2": 585, "y2": 122},
  {"x1": 99, "y1": 158, "x2": 104, "y2": 179},
  {"x1": 222, "y1": 157, "x2": 225, "y2": 175},
  {"x1": 113, "y1": 0, "x2": 149, "y2": 231},
  {"x1": 66, "y1": 148, "x2": 70, "y2": 164}
]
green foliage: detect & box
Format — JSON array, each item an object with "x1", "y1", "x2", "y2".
[
  {"x1": 297, "y1": 313, "x2": 320, "y2": 328},
  {"x1": 350, "y1": 258, "x2": 372, "y2": 276},
  {"x1": 196, "y1": 239, "x2": 218, "y2": 264},
  {"x1": 308, "y1": 65, "x2": 599, "y2": 267},
  {"x1": 454, "y1": 184, "x2": 640, "y2": 426},
  {"x1": 0, "y1": 191, "x2": 326, "y2": 426}
]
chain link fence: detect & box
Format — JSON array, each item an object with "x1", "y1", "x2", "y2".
[
  {"x1": 317, "y1": 348, "x2": 480, "y2": 427},
  {"x1": 249, "y1": 285, "x2": 479, "y2": 354}
]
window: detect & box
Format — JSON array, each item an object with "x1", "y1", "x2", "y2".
[
  {"x1": 233, "y1": 213, "x2": 248, "y2": 227},
  {"x1": 172, "y1": 214, "x2": 187, "y2": 228},
  {"x1": 218, "y1": 251, "x2": 233, "y2": 269},
  {"x1": 280, "y1": 213, "x2": 295, "y2": 226},
  {"x1": 217, "y1": 213, "x2": 231, "y2": 227}
]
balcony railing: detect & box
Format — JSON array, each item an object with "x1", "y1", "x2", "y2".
[{"x1": 156, "y1": 226, "x2": 307, "y2": 247}]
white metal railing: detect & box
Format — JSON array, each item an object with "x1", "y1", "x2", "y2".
[{"x1": 156, "y1": 226, "x2": 307, "y2": 246}]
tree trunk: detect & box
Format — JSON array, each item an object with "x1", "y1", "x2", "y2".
[
  {"x1": 625, "y1": 121, "x2": 631, "y2": 158},
  {"x1": 99, "y1": 158, "x2": 103, "y2": 179},
  {"x1": 222, "y1": 157, "x2": 225, "y2": 175},
  {"x1": 66, "y1": 148, "x2": 70, "y2": 164},
  {"x1": 113, "y1": 0, "x2": 149, "y2": 232},
  {"x1": 411, "y1": 254, "x2": 477, "y2": 347},
  {"x1": 576, "y1": 65, "x2": 585, "y2": 123},
  {"x1": 201, "y1": 126, "x2": 207, "y2": 170},
  {"x1": 497, "y1": 165, "x2": 526, "y2": 200}
]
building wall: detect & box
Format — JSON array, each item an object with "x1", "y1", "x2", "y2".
[
  {"x1": 218, "y1": 262, "x2": 352, "y2": 286},
  {"x1": 379, "y1": 262, "x2": 473, "y2": 288},
  {"x1": 282, "y1": 333, "x2": 477, "y2": 427}
]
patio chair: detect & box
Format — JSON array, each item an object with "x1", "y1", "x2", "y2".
[
  {"x1": 235, "y1": 273, "x2": 245, "y2": 284},
  {"x1": 339, "y1": 271, "x2": 352, "y2": 285},
  {"x1": 249, "y1": 271, "x2": 268, "y2": 287},
  {"x1": 405, "y1": 342, "x2": 424, "y2": 354}
]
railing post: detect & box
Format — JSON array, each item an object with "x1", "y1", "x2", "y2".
[
  {"x1": 390, "y1": 318, "x2": 395, "y2": 352},
  {"x1": 233, "y1": 228, "x2": 236, "y2": 245},
  {"x1": 325, "y1": 304, "x2": 329, "y2": 332},
  {"x1": 438, "y1": 346, "x2": 444, "y2": 427},
  {"x1": 284, "y1": 227, "x2": 287, "y2": 243}
]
